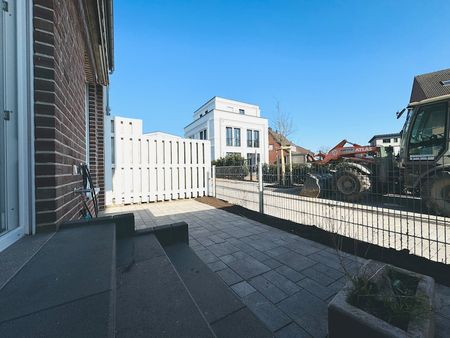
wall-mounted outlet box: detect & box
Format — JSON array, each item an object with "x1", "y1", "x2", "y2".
[{"x1": 72, "y1": 164, "x2": 80, "y2": 175}]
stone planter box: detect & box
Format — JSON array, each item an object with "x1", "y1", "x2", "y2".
[{"x1": 328, "y1": 260, "x2": 435, "y2": 338}]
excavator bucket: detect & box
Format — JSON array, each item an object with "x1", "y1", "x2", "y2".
[{"x1": 299, "y1": 173, "x2": 333, "y2": 198}]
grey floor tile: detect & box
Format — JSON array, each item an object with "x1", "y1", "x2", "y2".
[
  {"x1": 276, "y1": 251, "x2": 317, "y2": 272},
  {"x1": 231, "y1": 281, "x2": 257, "y2": 298},
  {"x1": 227, "y1": 256, "x2": 271, "y2": 279},
  {"x1": 263, "y1": 270, "x2": 301, "y2": 296},
  {"x1": 262, "y1": 257, "x2": 283, "y2": 269},
  {"x1": 301, "y1": 266, "x2": 336, "y2": 286},
  {"x1": 278, "y1": 290, "x2": 328, "y2": 338},
  {"x1": 297, "y1": 277, "x2": 337, "y2": 301},
  {"x1": 266, "y1": 246, "x2": 292, "y2": 258},
  {"x1": 275, "y1": 322, "x2": 312, "y2": 338},
  {"x1": 249, "y1": 275, "x2": 288, "y2": 304},
  {"x1": 207, "y1": 260, "x2": 227, "y2": 272},
  {"x1": 275, "y1": 265, "x2": 305, "y2": 283},
  {"x1": 242, "y1": 292, "x2": 292, "y2": 332}
]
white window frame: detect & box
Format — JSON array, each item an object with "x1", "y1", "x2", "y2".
[{"x1": 0, "y1": 1, "x2": 34, "y2": 252}]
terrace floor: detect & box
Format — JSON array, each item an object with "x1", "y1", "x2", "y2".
[{"x1": 105, "y1": 199, "x2": 450, "y2": 337}]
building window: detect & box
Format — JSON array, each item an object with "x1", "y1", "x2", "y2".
[
  {"x1": 394, "y1": 137, "x2": 398, "y2": 142},
  {"x1": 239, "y1": 109, "x2": 245, "y2": 115},
  {"x1": 382, "y1": 138, "x2": 391, "y2": 143},
  {"x1": 234, "y1": 128, "x2": 241, "y2": 146},
  {"x1": 226, "y1": 127, "x2": 233, "y2": 146},
  {"x1": 254, "y1": 130, "x2": 260, "y2": 148},
  {"x1": 199, "y1": 129, "x2": 207, "y2": 140},
  {"x1": 247, "y1": 129, "x2": 253, "y2": 147},
  {"x1": 269, "y1": 144, "x2": 273, "y2": 151}
]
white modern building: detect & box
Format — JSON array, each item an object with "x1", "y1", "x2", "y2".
[
  {"x1": 368, "y1": 133, "x2": 401, "y2": 155},
  {"x1": 184, "y1": 97, "x2": 269, "y2": 165}
]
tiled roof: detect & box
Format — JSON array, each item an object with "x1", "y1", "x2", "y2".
[
  {"x1": 268, "y1": 128, "x2": 313, "y2": 155},
  {"x1": 410, "y1": 68, "x2": 450, "y2": 103}
]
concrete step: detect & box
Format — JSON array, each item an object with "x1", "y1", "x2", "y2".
[
  {"x1": 163, "y1": 242, "x2": 273, "y2": 338},
  {"x1": 115, "y1": 231, "x2": 214, "y2": 337},
  {"x1": 0, "y1": 221, "x2": 116, "y2": 338}
]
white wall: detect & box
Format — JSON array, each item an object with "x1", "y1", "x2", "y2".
[
  {"x1": 105, "y1": 116, "x2": 211, "y2": 206},
  {"x1": 185, "y1": 97, "x2": 269, "y2": 163},
  {"x1": 371, "y1": 136, "x2": 401, "y2": 155}
]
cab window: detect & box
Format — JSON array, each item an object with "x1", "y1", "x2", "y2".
[{"x1": 409, "y1": 102, "x2": 447, "y2": 158}]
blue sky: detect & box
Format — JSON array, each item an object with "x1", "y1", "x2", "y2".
[{"x1": 110, "y1": 0, "x2": 450, "y2": 151}]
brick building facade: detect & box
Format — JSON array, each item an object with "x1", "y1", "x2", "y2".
[
  {"x1": 268, "y1": 128, "x2": 313, "y2": 164},
  {"x1": 0, "y1": 0, "x2": 114, "y2": 250},
  {"x1": 33, "y1": 0, "x2": 113, "y2": 229}
]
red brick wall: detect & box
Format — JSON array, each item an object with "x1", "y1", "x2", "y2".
[
  {"x1": 268, "y1": 133, "x2": 279, "y2": 164},
  {"x1": 88, "y1": 84, "x2": 105, "y2": 210},
  {"x1": 34, "y1": 0, "x2": 105, "y2": 229}
]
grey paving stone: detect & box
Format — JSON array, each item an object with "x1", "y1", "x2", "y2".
[
  {"x1": 217, "y1": 268, "x2": 243, "y2": 286},
  {"x1": 286, "y1": 242, "x2": 323, "y2": 256},
  {"x1": 436, "y1": 313, "x2": 450, "y2": 338},
  {"x1": 262, "y1": 257, "x2": 283, "y2": 269},
  {"x1": 262, "y1": 270, "x2": 300, "y2": 296},
  {"x1": 209, "y1": 235, "x2": 226, "y2": 244},
  {"x1": 194, "y1": 249, "x2": 218, "y2": 264},
  {"x1": 207, "y1": 260, "x2": 227, "y2": 272},
  {"x1": 266, "y1": 246, "x2": 292, "y2": 258},
  {"x1": 231, "y1": 281, "x2": 256, "y2": 298},
  {"x1": 248, "y1": 275, "x2": 288, "y2": 304},
  {"x1": 207, "y1": 242, "x2": 240, "y2": 257},
  {"x1": 227, "y1": 256, "x2": 271, "y2": 279},
  {"x1": 275, "y1": 265, "x2": 305, "y2": 283},
  {"x1": 211, "y1": 307, "x2": 272, "y2": 338},
  {"x1": 278, "y1": 290, "x2": 328, "y2": 338},
  {"x1": 301, "y1": 266, "x2": 336, "y2": 286},
  {"x1": 435, "y1": 283, "x2": 450, "y2": 318},
  {"x1": 325, "y1": 277, "x2": 347, "y2": 302},
  {"x1": 242, "y1": 291, "x2": 292, "y2": 332},
  {"x1": 275, "y1": 322, "x2": 312, "y2": 338},
  {"x1": 219, "y1": 254, "x2": 236, "y2": 264},
  {"x1": 276, "y1": 251, "x2": 316, "y2": 272},
  {"x1": 247, "y1": 249, "x2": 271, "y2": 262},
  {"x1": 297, "y1": 277, "x2": 337, "y2": 301},
  {"x1": 312, "y1": 262, "x2": 345, "y2": 281}
]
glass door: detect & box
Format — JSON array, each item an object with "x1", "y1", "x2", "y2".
[{"x1": 0, "y1": 0, "x2": 19, "y2": 237}]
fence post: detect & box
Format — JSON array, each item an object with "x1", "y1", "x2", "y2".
[
  {"x1": 212, "y1": 165, "x2": 216, "y2": 198},
  {"x1": 258, "y1": 163, "x2": 264, "y2": 214}
]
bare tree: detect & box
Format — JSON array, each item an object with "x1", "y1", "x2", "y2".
[
  {"x1": 272, "y1": 101, "x2": 295, "y2": 185},
  {"x1": 273, "y1": 101, "x2": 295, "y2": 146}
]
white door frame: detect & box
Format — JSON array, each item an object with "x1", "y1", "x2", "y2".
[{"x1": 0, "y1": 0, "x2": 35, "y2": 251}]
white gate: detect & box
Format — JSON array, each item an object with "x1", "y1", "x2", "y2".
[{"x1": 105, "y1": 116, "x2": 211, "y2": 205}]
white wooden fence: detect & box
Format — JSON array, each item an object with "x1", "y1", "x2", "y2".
[{"x1": 105, "y1": 116, "x2": 211, "y2": 205}]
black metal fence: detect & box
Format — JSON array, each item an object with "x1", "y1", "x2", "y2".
[{"x1": 213, "y1": 161, "x2": 450, "y2": 264}]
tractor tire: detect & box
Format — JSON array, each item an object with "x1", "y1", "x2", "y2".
[
  {"x1": 334, "y1": 168, "x2": 371, "y2": 202},
  {"x1": 422, "y1": 171, "x2": 450, "y2": 217}
]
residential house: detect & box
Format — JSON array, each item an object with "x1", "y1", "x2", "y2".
[
  {"x1": 410, "y1": 68, "x2": 450, "y2": 103},
  {"x1": 368, "y1": 133, "x2": 401, "y2": 155},
  {"x1": 268, "y1": 128, "x2": 313, "y2": 164},
  {"x1": 0, "y1": 0, "x2": 113, "y2": 251},
  {"x1": 184, "y1": 97, "x2": 269, "y2": 165}
]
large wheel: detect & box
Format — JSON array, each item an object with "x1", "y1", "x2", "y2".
[
  {"x1": 334, "y1": 168, "x2": 371, "y2": 202},
  {"x1": 423, "y1": 171, "x2": 450, "y2": 217}
]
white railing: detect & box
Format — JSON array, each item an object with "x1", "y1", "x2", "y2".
[{"x1": 105, "y1": 116, "x2": 211, "y2": 205}]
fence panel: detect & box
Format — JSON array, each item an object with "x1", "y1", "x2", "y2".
[
  {"x1": 214, "y1": 163, "x2": 450, "y2": 264},
  {"x1": 105, "y1": 117, "x2": 211, "y2": 205}
]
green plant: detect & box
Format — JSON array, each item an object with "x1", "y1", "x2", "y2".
[
  {"x1": 212, "y1": 153, "x2": 246, "y2": 167},
  {"x1": 213, "y1": 154, "x2": 249, "y2": 179},
  {"x1": 346, "y1": 268, "x2": 431, "y2": 331}
]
